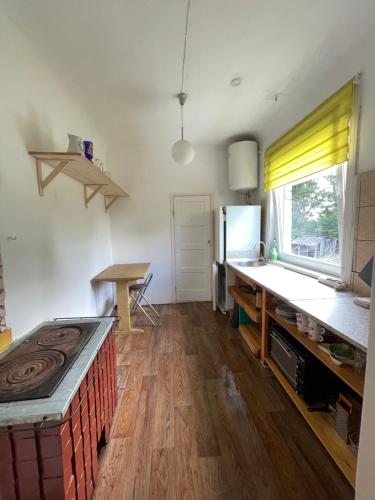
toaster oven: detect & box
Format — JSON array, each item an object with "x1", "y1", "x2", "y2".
[{"x1": 269, "y1": 323, "x2": 340, "y2": 405}]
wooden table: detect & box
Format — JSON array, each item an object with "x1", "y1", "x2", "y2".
[{"x1": 92, "y1": 263, "x2": 150, "y2": 333}]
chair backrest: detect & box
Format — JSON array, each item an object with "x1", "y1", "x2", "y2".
[{"x1": 141, "y1": 273, "x2": 153, "y2": 294}]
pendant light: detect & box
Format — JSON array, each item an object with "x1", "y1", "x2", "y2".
[{"x1": 171, "y1": 0, "x2": 195, "y2": 166}]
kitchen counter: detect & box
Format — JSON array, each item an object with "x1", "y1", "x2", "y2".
[
  {"x1": 227, "y1": 262, "x2": 369, "y2": 351},
  {"x1": 0, "y1": 317, "x2": 114, "y2": 426},
  {"x1": 290, "y1": 297, "x2": 369, "y2": 351}
]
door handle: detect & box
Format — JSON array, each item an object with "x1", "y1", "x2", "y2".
[{"x1": 277, "y1": 340, "x2": 292, "y2": 359}]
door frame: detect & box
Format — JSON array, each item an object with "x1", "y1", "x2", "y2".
[{"x1": 170, "y1": 193, "x2": 213, "y2": 303}]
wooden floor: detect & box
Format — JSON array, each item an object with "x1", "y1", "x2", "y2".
[{"x1": 94, "y1": 303, "x2": 354, "y2": 500}]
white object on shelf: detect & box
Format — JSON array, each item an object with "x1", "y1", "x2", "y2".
[
  {"x1": 353, "y1": 296, "x2": 370, "y2": 309},
  {"x1": 67, "y1": 134, "x2": 83, "y2": 153},
  {"x1": 228, "y1": 140, "x2": 258, "y2": 191},
  {"x1": 318, "y1": 276, "x2": 348, "y2": 290}
]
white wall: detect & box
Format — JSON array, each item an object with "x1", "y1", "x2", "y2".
[
  {"x1": 0, "y1": 13, "x2": 114, "y2": 339},
  {"x1": 254, "y1": 26, "x2": 375, "y2": 205},
  {"x1": 109, "y1": 142, "x2": 242, "y2": 304},
  {"x1": 356, "y1": 262, "x2": 375, "y2": 499}
]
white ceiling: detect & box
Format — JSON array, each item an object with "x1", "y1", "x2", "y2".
[{"x1": 3, "y1": 0, "x2": 375, "y2": 147}]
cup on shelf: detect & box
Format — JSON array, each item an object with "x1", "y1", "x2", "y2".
[
  {"x1": 296, "y1": 312, "x2": 308, "y2": 333},
  {"x1": 67, "y1": 134, "x2": 83, "y2": 153},
  {"x1": 83, "y1": 140, "x2": 94, "y2": 161},
  {"x1": 307, "y1": 318, "x2": 325, "y2": 342},
  {"x1": 93, "y1": 158, "x2": 104, "y2": 171}
]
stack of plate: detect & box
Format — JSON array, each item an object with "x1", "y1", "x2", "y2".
[{"x1": 275, "y1": 304, "x2": 297, "y2": 324}]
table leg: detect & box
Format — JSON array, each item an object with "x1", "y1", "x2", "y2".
[{"x1": 116, "y1": 281, "x2": 144, "y2": 334}]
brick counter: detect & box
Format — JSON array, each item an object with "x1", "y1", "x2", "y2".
[{"x1": 0, "y1": 326, "x2": 117, "y2": 500}]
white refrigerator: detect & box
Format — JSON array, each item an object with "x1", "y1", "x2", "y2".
[{"x1": 214, "y1": 205, "x2": 261, "y2": 313}]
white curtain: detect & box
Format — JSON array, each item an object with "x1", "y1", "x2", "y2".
[
  {"x1": 265, "y1": 189, "x2": 284, "y2": 257},
  {"x1": 264, "y1": 192, "x2": 274, "y2": 257},
  {"x1": 0, "y1": 250, "x2": 6, "y2": 332},
  {"x1": 340, "y1": 164, "x2": 358, "y2": 283}
]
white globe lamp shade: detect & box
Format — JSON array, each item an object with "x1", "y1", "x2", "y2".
[{"x1": 171, "y1": 139, "x2": 195, "y2": 165}]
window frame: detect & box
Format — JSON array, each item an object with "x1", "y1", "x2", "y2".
[{"x1": 269, "y1": 161, "x2": 357, "y2": 279}]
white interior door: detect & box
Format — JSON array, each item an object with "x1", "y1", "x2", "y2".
[{"x1": 172, "y1": 195, "x2": 212, "y2": 302}]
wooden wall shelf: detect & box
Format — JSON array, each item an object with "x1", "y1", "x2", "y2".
[
  {"x1": 265, "y1": 356, "x2": 357, "y2": 488},
  {"x1": 267, "y1": 309, "x2": 364, "y2": 397},
  {"x1": 29, "y1": 151, "x2": 129, "y2": 211}
]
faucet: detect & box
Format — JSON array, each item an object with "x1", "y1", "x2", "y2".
[{"x1": 253, "y1": 241, "x2": 266, "y2": 262}]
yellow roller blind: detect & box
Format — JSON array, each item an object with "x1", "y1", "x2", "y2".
[{"x1": 264, "y1": 79, "x2": 356, "y2": 192}]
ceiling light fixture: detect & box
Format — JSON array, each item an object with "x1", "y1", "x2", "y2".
[
  {"x1": 230, "y1": 77, "x2": 242, "y2": 87},
  {"x1": 171, "y1": 0, "x2": 195, "y2": 166}
]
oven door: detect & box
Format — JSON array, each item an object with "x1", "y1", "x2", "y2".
[{"x1": 269, "y1": 328, "x2": 299, "y2": 389}]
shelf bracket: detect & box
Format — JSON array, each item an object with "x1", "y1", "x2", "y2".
[
  {"x1": 84, "y1": 184, "x2": 105, "y2": 208},
  {"x1": 104, "y1": 195, "x2": 119, "y2": 212},
  {"x1": 35, "y1": 159, "x2": 70, "y2": 196}
]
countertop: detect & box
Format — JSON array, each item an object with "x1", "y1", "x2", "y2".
[
  {"x1": 289, "y1": 297, "x2": 369, "y2": 351},
  {"x1": 0, "y1": 317, "x2": 114, "y2": 426},
  {"x1": 227, "y1": 262, "x2": 370, "y2": 351}
]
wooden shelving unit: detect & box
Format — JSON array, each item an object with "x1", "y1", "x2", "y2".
[
  {"x1": 228, "y1": 286, "x2": 262, "y2": 324},
  {"x1": 228, "y1": 268, "x2": 363, "y2": 489},
  {"x1": 267, "y1": 309, "x2": 364, "y2": 397},
  {"x1": 228, "y1": 267, "x2": 365, "y2": 489},
  {"x1": 239, "y1": 323, "x2": 261, "y2": 357},
  {"x1": 265, "y1": 356, "x2": 357, "y2": 488},
  {"x1": 29, "y1": 151, "x2": 129, "y2": 211}
]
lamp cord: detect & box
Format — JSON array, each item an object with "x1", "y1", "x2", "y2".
[
  {"x1": 181, "y1": 0, "x2": 191, "y2": 94},
  {"x1": 181, "y1": 105, "x2": 184, "y2": 140},
  {"x1": 180, "y1": 0, "x2": 191, "y2": 140}
]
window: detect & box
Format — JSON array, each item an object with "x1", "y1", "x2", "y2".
[
  {"x1": 264, "y1": 78, "x2": 359, "y2": 279},
  {"x1": 273, "y1": 164, "x2": 347, "y2": 275}
]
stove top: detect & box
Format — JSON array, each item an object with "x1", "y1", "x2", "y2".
[{"x1": 0, "y1": 321, "x2": 100, "y2": 403}]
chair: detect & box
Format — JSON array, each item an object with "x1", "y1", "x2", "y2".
[{"x1": 129, "y1": 273, "x2": 159, "y2": 326}]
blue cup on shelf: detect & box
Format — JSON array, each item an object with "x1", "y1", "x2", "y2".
[{"x1": 83, "y1": 140, "x2": 93, "y2": 161}]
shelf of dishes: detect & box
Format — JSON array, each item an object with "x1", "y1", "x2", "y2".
[
  {"x1": 266, "y1": 307, "x2": 365, "y2": 397},
  {"x1": 29, "y1": 151, "x2": 129, "y2": 211}
]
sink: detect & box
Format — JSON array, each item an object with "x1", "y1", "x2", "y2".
[{"x1": 234, "y1": 260, "x2": 266, "y2": 267}]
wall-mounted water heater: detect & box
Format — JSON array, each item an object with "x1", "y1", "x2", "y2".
[{"x1": 228, "y1": 140, "x2": 258, "y2": 191}]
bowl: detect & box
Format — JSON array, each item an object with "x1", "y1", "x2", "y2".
[
  {"x1": 329, "y1": 343, "x2": 354, "y2": 364},
  {"x1": 329, "y1": 343, "x2": 354, "y2": 359}
]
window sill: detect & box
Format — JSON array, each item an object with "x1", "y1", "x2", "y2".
[{"x1": 270, "y1": 259, "x2": 338, "y2": 281}]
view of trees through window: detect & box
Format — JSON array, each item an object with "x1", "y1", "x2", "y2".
[{"x1": 285, "y1": 166, "x2": 341, "y2": 265}]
